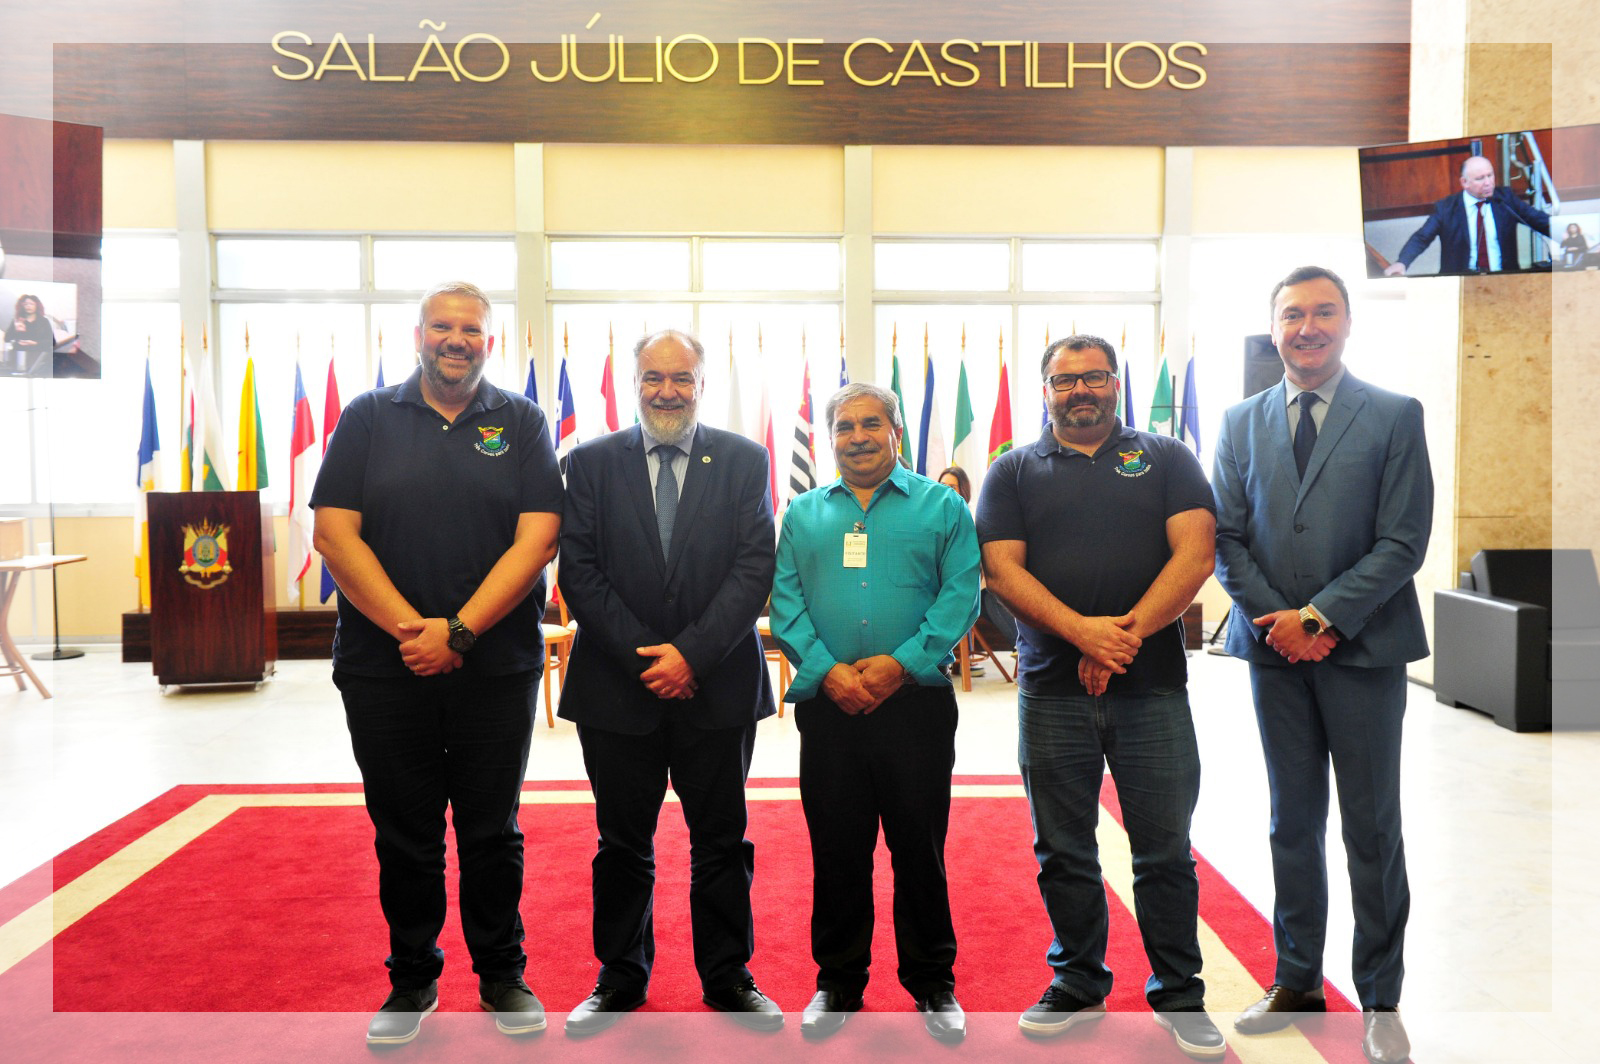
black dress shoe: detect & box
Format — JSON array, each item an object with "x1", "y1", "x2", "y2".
[
  {"x1": 1233, "y1": 984, "x2": 1326, "y2": 1033},
  {"x1": 1362, "y1": 1007, "x2": 1411, "y2": 1064},
  {"x1": 915, "y1": 990, "x2": 967, "y2": 1043},
  {"x1": 800, "y1": 988, "x2": 864, "y2": 1039},
  {"x1": 564, "y1": 983, "x2": 646, "y2": 1036},
  {"x1": 703, "y1": 980, "x2": 784, "y2": 1031}
]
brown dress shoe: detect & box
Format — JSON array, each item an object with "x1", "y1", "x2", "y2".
[
  {"x1": 1233, "y1": 984, "x2": 1327, "y2": 1033},
  {"x1": 1363, "y1": 1008, "x2": 1411, "y2": 1064}
]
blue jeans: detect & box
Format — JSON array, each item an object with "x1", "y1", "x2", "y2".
[{"x1": 1017, "y1": 686, "x2": 1205, "y2": 1010}]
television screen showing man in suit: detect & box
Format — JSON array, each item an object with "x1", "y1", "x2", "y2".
[
  {"x1": 1383, "y1": 155, "x2": 1551, "y2": 275},
  {"x1": 1357, "y1": 128, "x2": 1589, "y2": 279}
]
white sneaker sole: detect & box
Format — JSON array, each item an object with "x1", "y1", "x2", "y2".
[
  {"x1": 1018, "y1": 999, "x2": 1107, "y2": 1034},
  {"x1": 483, "y1": 1004, "x2": 548, "y2": 1035},
  {"x1": 1154, "y1": 1012, "x2": 1228, "y2": 1060},
  {"x1": 366, "y1": 998, "x2": 439, "y2": 1045}
]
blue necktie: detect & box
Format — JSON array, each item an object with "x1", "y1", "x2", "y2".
[
  {"x1": 653, "y1": 445, "x2": 679, "y2": 557},
  {"x1": 1294, "y1": 392, "x2": 1320, "y2": 479}
]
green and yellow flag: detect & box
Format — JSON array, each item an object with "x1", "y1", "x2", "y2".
[{"x1": 238, "y1": 356, "x2": 269, "y2": 490}]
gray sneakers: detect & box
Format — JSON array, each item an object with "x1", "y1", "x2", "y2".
[
  {"x1": 366, "y1": 982, "x2": 439, "y2": 1045},
  {"x1": 479, "y1": 975, "x2": 548, "y2": 1034},
  {"x1": 1155, "y1": 1008, "x2": 1228, "y2": 1060},
  {"x1": 1018, "y1": 983, "x2": 1108, "y2": 1035}
]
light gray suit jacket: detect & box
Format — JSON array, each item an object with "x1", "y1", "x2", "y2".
[{"x1": 1212, "y1": 372, "x2": 1433, "y2": 668}]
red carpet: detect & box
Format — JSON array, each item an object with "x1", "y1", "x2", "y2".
[{"x1": 0, "y1": 777, "x2": 1376, "y2": 1063}]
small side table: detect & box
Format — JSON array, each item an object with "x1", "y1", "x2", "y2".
[{"x1": 0, "y1": 553, "x2": 88, "y2": 699}]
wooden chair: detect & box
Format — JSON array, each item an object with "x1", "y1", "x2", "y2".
[
  {"x1": 955, "y1": 623, "x2": 1015, "y2": 692},
  {"x1": 541, "y1": 592, "x2": 575, "y2": 728},
  {"x1": 756, "y1": 616, "x2": 789, "y2": 716}
]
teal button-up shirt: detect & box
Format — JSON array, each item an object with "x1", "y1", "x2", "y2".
[{"x1": 771, "y1": 463, "x2": 980, "y2": 702}]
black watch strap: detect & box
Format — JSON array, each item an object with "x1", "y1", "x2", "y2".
[{"x1": 446, "y1": 615, "x2": 476, "y2": 653}]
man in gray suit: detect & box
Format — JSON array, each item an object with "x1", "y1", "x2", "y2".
[{"x1": 1213, "y1": 266, "x2": 1432, "y2": 1064}]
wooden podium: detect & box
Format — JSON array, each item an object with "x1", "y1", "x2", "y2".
[{"x1": 147, "y1": 491, "x2": 277, "y2": 687}]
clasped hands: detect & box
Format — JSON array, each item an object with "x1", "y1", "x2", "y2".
[
  {"x1": 821, "y1": 655, "x2": 908, "y2": 715},
  {"x1": 637, "y1": 642, "x2": 697, "y2": 700},
  {"x1": 1254, "y1": 609, "x2": 1339, "y2": 663},
  {"x1": 1072, "y1": 612, "x2": 1141, "y2": 696},
  {"x1": 397, "y1": 618, "x2": 463, "y2": 676}
]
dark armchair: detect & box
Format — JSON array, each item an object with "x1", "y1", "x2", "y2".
[{"x1": 1432, "y1": 549, "x2": 1600, "y2": 732}]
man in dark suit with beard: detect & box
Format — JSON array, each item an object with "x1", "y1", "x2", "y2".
[{"x1": 557, "y1": 328, "x2": 782, "y2": 1034}]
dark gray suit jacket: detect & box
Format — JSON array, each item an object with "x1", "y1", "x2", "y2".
[{"x1": 557, "y1": 423, "x2": 776, "y2": 734}]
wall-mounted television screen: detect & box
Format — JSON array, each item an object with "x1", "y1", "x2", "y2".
[
  {"x1": 1359, "y1": 125, "x2": 1600, "y2": 279},
  {"x1": 0, "y1": 273, "x2": 97, "y2": 379},
  {"x1": 0, "y1": 113, "x2": 103, "y2": 377}
]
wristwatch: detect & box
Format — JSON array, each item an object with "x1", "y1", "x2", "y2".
[
  {"x1": 446, "y1": 615, "x2": 476, "y2": 654},
  {"x1": 1298, "y1": 606, "x2": 1325, "y2": 637}
]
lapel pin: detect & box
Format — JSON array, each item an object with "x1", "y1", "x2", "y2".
[{"x1": 702, "y1": 455, "x2": 712, "y2": 463}]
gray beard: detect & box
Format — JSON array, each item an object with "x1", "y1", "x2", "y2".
[{"x1": 640, "y1": 404, "x2": 696, "y2": 446}]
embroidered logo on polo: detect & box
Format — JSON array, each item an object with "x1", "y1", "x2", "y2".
[
  {"x1": 1114, "y1": 449, "x2": 1152, "y2": 477},
  {"x1": 474, "y1": 426, "x2": 509, "y2": 457}
]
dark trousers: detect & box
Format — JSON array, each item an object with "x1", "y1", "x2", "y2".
[
  {"x1": 1249, "y1": 662, "x2": 1410, "y2": 1008},
  {"x1": 796, "y1": 685, "x2": 958, "y2": 1000},
  {"x1": 336, "y1": 667, "x2": 539, "y2": 989},
  {"x1": 577, "y1": 716, "x2": 757, "y2": 994}
]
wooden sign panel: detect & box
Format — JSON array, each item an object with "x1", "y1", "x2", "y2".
[{"x1": 52, "y1": 40, "x2": 1408, "y2": 147}]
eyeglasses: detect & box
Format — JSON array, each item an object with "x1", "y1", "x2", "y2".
[{"x1": 1046, "y1": 370, "x2": 1117, "y2": 392}]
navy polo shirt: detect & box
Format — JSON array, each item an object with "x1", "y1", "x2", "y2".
[
  {"x1": 310, "y1": 367, "x2": 564, "y2": 678},
  {"x1": 975, "y1": 421, "x2": 1214, "y2": 696}
]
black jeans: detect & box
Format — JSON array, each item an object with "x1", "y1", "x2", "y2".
[
  {"x1": 336, "y1": 666, "x2": 540, "y2": 989},
  {"x1": 796, "y1": 684, "x2": 959, "y2": 1000}
]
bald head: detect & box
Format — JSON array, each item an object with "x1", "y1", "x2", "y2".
[{"x1": 1460, "y1": 156, "x2": 1496, "y2": 201}]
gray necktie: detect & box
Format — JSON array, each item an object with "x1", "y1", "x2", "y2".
[
  {"x1": 653, "y1": 444, "x2": 679, "y2": 557},
  {"x1": 1293, "y1": 392, "x2": 1320, "y2": 479}
]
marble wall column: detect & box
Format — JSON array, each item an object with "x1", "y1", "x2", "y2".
[{"x1": 1454, "y1": 43, "x2": 1554, "y2": 568}]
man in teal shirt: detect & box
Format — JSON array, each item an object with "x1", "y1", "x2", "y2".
[{"x1": 771, "y1": 382, "x2": 980, "y2": 1044}]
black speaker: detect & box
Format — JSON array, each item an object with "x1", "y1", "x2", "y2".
[{"x1": 1243, "y1": 333, "x2": 1284, "y2": 398}]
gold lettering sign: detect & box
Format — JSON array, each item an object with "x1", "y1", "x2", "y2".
[{"x1": 270, "y1": 22, "x2": 1209, "y2": 91}]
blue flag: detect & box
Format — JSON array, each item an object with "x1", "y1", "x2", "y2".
[
  {"x1": 1179, "y1": 354, "x2": 1201, "y2": 458},
  {"x1": 134, "y1": 357, "x2": 162, "y2": 608},
  {"x1": 136, "y1": 358, "x2": 160, "y2": 487},
  {"x1": 524, "y1": 361, "x2": 539, "y2": 404},
  {"x1": 555, "y1": 357, "x2": 577, "y2": 455},
  {"x1": 915, "y1": 354, "x2": 947, "y2": 476},
  {"x1": 375, "y1": 362, "x2": 385, "y2": 389},
  {"x1": 1122, "y1": 359, "x2": 1136, "y2": 431}
]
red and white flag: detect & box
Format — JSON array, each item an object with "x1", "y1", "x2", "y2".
[{"x1": 287, "y1": 360, "x2": 318, "y2": 605}]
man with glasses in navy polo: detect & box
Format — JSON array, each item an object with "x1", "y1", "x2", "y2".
[{"x1": 976, "y1": 334, "x2": 1222, "y2": 1060}]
